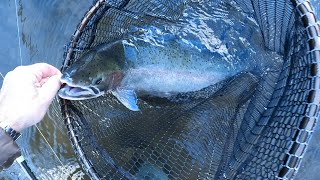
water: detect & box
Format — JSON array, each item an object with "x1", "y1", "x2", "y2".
[
  {"x1": 0, "y1": 0, "x2": 91, "y2": 179},
  {"x1": 0, "y1": 0, "x2": 318, "y2": 179}
]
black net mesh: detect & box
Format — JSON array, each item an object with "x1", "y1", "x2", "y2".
[{"x1": 59, "y1": 0, "x2": 320, "y2": 179}]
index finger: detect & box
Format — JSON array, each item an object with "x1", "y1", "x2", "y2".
[{"x1": 26, "y1": 63, "x2": 61, "y2": 80}]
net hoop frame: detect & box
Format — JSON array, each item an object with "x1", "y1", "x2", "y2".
[
  {"x1": 278, "y1": 0, "x2": 320, "y2": 178},
  {"x1": 61, "y1": 1, "x2": 107, "y2": 179},
  {"x1": 59, "y1": 0, "x2": 320, "y2": 179}
]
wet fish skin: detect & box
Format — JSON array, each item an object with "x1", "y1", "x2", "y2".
[
  {"x1": 58, "y1": 39, "x2": 233, "y2": 111},
  {"x1": 59, "y1": 41, "x2": 126, "y2": 100}
]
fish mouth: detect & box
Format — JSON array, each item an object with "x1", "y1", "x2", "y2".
[{"x1": 58, "y1": 83, "x2": 103, "y2": 100}]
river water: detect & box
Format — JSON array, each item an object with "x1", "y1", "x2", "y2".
[
  {"x1": 0, "y1": 0, "x2": 91, "y2": 179},
  {"x1": 0, "y1": 0, "x2": 319, "y2": 179}
]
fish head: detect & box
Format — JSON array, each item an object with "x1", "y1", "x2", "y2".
[{"x1": 58, "y1": 44, "x2": 125, "y2": 100}]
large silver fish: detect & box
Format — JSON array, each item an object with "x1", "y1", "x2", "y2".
[{"x1": 58, "y1": 39, "x2": 235, "y2": 111}]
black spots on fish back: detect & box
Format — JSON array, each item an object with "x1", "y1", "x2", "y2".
[
  {"x1": 80, "y1": 49, "x2": 97, "y2": 63},
  {"x1": 79, "y1": 75, "x2": 85, "y2": 84},
  {"x1": 99, "y1": 50, "x2": 125, "y2": 70},
  {"x1": 78, "y1": 79, "x2": 84, "y2": 84}
]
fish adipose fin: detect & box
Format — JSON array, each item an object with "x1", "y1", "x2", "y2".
[{"x1": 112, "y1": 88, "x2": 139, "y2": 111}]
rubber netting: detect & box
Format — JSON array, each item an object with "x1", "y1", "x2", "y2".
[{"x1": 59, "y1": 0, "x2": 320, "y2": 179}]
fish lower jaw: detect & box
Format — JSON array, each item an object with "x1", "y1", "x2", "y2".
[
  {"x1": 58, "y1": 92, "x2": 103, "y2": 100},
  {"x1": 58, "y1": 86, "x2": 104, "y2": 100},
  {"x1": 58, "y1": 94, "x2": 98, "y2": 100}
]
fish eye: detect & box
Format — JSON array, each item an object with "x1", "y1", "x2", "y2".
[{"x1": 94, "y1": 78, "x2": 103, "y2": 85}]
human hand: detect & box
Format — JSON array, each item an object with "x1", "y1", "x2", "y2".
[{"x1": 0, "y1": 63, "x2": 61, "y2": 132}]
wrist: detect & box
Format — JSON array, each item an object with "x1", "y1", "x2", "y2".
[{"x1": 0, "y1": 113, "x2": 24, "y2": 133}]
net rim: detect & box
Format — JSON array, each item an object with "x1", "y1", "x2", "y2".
[{"x1": 277, "y1": 0, "x2": 320, "y2": 178}]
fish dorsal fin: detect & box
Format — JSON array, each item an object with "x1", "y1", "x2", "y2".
[{"x1": 112, "y1": 88, "x2": 139, "y2": 111}]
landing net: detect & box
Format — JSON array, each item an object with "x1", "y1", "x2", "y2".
[{"x1": 59, "y1": 0, "x2": 320, "y2": 179}]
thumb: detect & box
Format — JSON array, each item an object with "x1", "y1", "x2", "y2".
[{"x1": 38, "y1": 74, "x2": 62, "y2": 105}]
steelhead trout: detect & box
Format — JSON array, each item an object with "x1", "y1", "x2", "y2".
[{"x1": 58, "y1": 39, "x2": 235, "y2": 111}]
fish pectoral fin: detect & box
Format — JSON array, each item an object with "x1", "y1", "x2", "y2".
[{"x1": 112, "y1": 89, "x2": 139, "y2": 111}]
